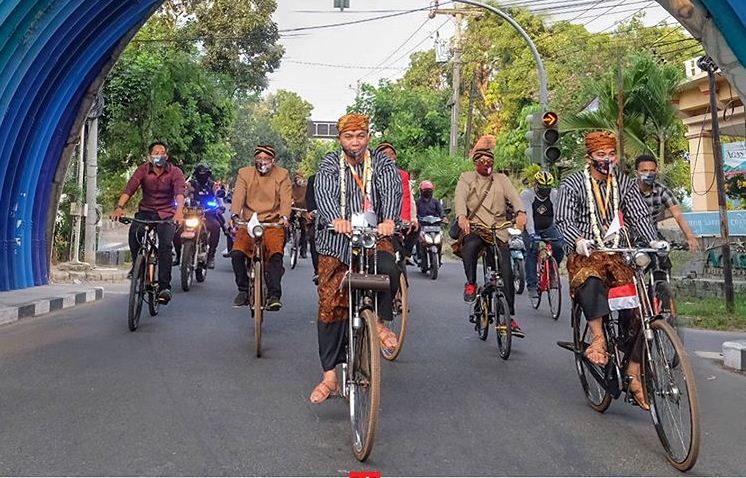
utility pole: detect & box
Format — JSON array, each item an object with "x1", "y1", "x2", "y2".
[
  {"x1": 71, "y1": 124, "x2": 85, "y2": 263},
  {"x1": 698, "y1": 55, "x2": 735, "y2": 313},
  {"x1": 84, "y1": 94, "x2": 104, "y2": 266}
]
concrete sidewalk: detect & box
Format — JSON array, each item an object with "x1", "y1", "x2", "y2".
[{"x1": 0, "y1": 284, "x2": 104, "y2": 326}]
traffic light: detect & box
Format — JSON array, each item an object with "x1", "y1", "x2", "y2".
[
  {"x1": 334, "y1": 0, "x2": 350, "y2": 10},
  {"x1": 524, "y1": 113, "x2": 543, "y2": 165},
  {"x1": 541, "y1": 111, "x2": 561, "y2": 164}
]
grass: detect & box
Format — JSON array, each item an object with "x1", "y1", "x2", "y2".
[{"x1": 677, "y1": 296, "x2": 746, "y2": 331}]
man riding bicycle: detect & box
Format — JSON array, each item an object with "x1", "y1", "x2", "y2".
[
  {"x1": 230, "y1": 145, "x2": 292, "y2": 311},
  {"x1": 110, "y1": 141, "x2": 185, "y2": 305},
  {"x1": 173, "y1": 162, "x2": 223, "y2": 269},
  {"x1": 454, "y1": 135, "x2": 527, "y2": 337},
  {"x1": 555, "y1": 131, "x2": 667, "y2": 410},
  {"x1": 521, "y1": 170, "x2": 565, "y2": 300},
  {"x1": 309, "y1": 113, "x2": 402, "y2": 404},
  {"x1": 374, "y1": 142, "x2": 418, "y2": 264},
  {"x1": 635, "y1": 154, "x2": 699, "y2": 252},
  {"x1": 291, "y1": 171, "x2": 309, "y2": 259}
]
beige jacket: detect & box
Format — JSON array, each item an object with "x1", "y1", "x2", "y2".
[
  {"x1": 454, "y1": 171, "x2": 523, "y2": 241},
  {"x1": 231, "y1": 165, "x2": 292, "y2": 222}
]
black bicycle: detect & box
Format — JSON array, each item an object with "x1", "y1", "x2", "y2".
[
  {"x1": 468, "y1": 222, "x2": 515, "y2": 360},
  {"x1": 646, "y1": 242, "x2": 688, "y2": 335},
  {"x1": 559, "y1": 246, "x2": 700, "y2": 471},
  {"x1": 288, "y1": 207, "x2": 307, "y2": 270},
  {"x1": 120, "y1": 217, "x2": 172, "y2": 331}
]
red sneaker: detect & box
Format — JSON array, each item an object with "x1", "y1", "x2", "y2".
[
  {"x1": 510, "y1": 319, "x2": 526, "y2": 338},
  {"x1": 463, "y1": 283, "x2": 478, "y2": 302}
]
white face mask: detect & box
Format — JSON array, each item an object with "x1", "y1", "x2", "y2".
[
  {"x1": 150, "y1": 155, "x2": 166, "y2": 167},
  {"x1": 256, "y1": 161, "x2": 272, "y2": 175}
]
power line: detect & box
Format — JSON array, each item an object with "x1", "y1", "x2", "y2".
[
  {"x1": 281, "y1": 59, "x2": 408, "y2": 71},
  {"x1": 357, "y1": 17, "x2": 432, "y2": 83}
]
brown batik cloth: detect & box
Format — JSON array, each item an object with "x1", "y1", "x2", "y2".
[
  {"x1": 567, "y1": 251, "x2": 634, "y2": 296},
  {"x1": 232, "y1": 227, "x2": 285, "y2": 258},
  {"x1": 317, "y1": 239, "x2": 394, "y2": 324}
]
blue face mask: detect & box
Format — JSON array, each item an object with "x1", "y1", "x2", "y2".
[
  {"x1": 639, "y1": 172, "x2": 657, "y2": 186},
  {"x1": 150, "y1": 155, "x2": 166, "y2": 167}
]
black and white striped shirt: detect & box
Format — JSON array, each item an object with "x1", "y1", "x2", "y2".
[
  {"x1": 314, "y1": 150, "x2": 402, "y2": 265},
  {"x1": 556, "y1": 169, "x2": 658, "y2": 252}
]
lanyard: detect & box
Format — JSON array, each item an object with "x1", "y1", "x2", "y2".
[{"x1": 591, "y1": 176, "x2": 611, "y2": 222}]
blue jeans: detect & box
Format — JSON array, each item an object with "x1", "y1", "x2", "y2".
[{"x1": 523, "y1": 224, "x2": 564, "y2": 290}]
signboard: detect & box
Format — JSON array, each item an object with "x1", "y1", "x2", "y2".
[
  {"x1": 435, "y1": 39, "x2": 450, "y2": 63},
  {"x1": 722, "y1": 142, "x2": 746, "y2": 176},
  {"x1": 682, "y1": 210, "x2": 746, "y2": 236}
]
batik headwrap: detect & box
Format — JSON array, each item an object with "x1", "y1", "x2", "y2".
[
  {"x1": 374, "y1": 142, "x2": 396, "y2": 156},
  {"x1": 337, "y1": 113, "x2": 370, "y2": 134},
  {"x1": 585, "y1": 131, "x2": 616, "y2": 155},
  {"x1": 470, "y1": 135, "x2": 496, "y2": 160},
  {"x1": 255, "y1": 145, "x2": 276, "y2": 158}
]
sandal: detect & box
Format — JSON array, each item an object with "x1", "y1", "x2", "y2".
[
  {"x1": 584, "y1": 334, "x2": 608, "y2": 366},
  {"x1": 626, "y1": 374, "x2": 650, "y2": 411},
  {"x1": 376, "y1": 322, "x2": 398, "y2": 350},
  {"x1": 309, "y1": 380, "x2": 340, "y2": 404}
]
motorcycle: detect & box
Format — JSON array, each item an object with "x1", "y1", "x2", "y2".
[
  {"x1": 179, "y1": 198, "x2": 219, "y2": 291},
  {"x1": 508, "y1": 228, "x2": 526, "y2": 295},
  {"x1": 417, "y1": 215, "x2": 444, "y2": 280}
]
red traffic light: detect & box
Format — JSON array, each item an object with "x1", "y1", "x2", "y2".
[{"x1": 542, "y1": 111, "x2": 558, "y2": 127}]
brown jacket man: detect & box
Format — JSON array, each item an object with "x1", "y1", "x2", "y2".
[{"x1": 231, "y1": 164, "x2": 292, "y2": 222}]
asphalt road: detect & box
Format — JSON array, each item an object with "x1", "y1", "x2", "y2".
[{"x1": 1, "y1": 253, "x2": 745, "y2": 476}]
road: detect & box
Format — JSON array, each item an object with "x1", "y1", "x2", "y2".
[{"x1": 1, "y1": 254, "x2": 745, "y2": 476}]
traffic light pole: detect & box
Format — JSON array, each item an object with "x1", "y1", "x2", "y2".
[{"x1": 451, "y1": 0, "x2": 548, "y2": 112}]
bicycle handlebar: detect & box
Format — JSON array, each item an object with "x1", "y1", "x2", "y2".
[
  {"x1": 118, "y1": 217, "x2": 173, "y2": 225},
  {"x1": 233, "y1": 219, "x2": 285, "y2": 228}
]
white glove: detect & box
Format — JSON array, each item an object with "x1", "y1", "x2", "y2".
[
  {"x1": 576, "y1": 238, "x2": 594, "y2": 257},
  {"x1": 650, "y1": 240, "x2": 670, "y2": 252}
]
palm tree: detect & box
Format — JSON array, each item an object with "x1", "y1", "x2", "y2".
[{"x1": 562, "y1": 53, "x2": 683, "y2": 163}]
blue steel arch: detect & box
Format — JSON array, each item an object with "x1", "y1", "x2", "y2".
[{"x1": 1, "y1": 0, "x2": 746, "y2": 291}]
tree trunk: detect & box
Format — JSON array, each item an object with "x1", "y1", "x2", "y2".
[{"x1": 659, "y1": 131, "x2": 666, "y2": 164}]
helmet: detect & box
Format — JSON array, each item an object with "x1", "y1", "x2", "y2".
[
  {"x1": 194, "y1": 163, "x2": 212, "y2": 182},
  {"x1": 419, "y1": 180, "x2": 434, "y2": 191},
  {"x1": 534, "y1": 170, "x2": 554, "y2": 186}
]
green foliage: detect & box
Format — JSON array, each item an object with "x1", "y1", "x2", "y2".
[
  {"x1": 406, "y1": 147, "x2": 472, "y2": 199},
  {"x1": 267, "y1": 90, "x2": 314, "y2": 164},
  {"x1": 298, "y1": 139, "x2": 336, "y2": 177},
  {"x1": 661, "y1": 158, "x2": 692, "y2": 202},
  {"x1": 725, "y1": 173, "x2": 746, "y2": 208}
]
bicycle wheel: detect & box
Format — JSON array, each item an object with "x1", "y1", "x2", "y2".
[
  {"x1": 127, "y1": 254, "x2": 146, "y2": 331},
  {"x1": 644, "y1": 319, "x2": 700, "y2": 471},
  {"x1": 180, "y1": 240, "x2": 195, "y2": 291},
  {"x1": 653, "y1": 282, "x2": 678, "y2": 334},
  {"x1": 382, "y1": 274, "x2": 409, "y2": 361},
  {"x1": 350, "y1": 309, "x2": 381, "y2": 462},
  {"x1": 530, "y1": 263, "x2": 542, "y2": 310},
  {"x1": 290, "y1": 229, "x2": 299, "y2": 270},
  {"x1": 475, "y1": 295, "x2": 490, "y2": 341},
  {"x1": 493, "y1": 293, "x2": 512, "y2": 360},
  {"x1": 513, "y1": 258, "x2": 525, "y2": 295},
  {"x1": 429, "y1": 250, "x2": 439, "y2": 280},
  {"x1": 147, "y1": 258, "x2": 159, "y2": 317},
  {"x1": 547, "y1": 257, "x2": 562, "y2": 320},
  {"x1": 253, "y1": 260, "x2": 263, "y2": 357},
  {"x1": 572, "y1": 302, "x2": 612, "y2": 412}
]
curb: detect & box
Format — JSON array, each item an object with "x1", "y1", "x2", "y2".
[{"x1": 0, "y1": 287, "x2": 104, "y2": 326}]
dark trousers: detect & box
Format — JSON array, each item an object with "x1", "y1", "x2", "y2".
[
  {"x1": 128, "y1": 211, "x2": 175, "y2": 290},
  {"x1": 308, "y1": 222, "x2": 319, "y2": 274},
  {"x1": 461, "y1": 234, "x2": 515, "y2": 315},
  {"x1": 298, "y1": 217, "x2": 308, "y2": 256},
  {"x1": 403, "y1": 228, "x2": 418, "y2": 258},
  {"x1": 523, "y1": 224, "x2": 564, "y2": 289},
  {"x1": 173, "y1": 212, "x2": 221, "y2": 260},
  {"x1": 575, "y1": 277, "x2": 643, "y2": 363},
  {"x1": 231, "y1": 250, "x2": 284, "y2": 298}
]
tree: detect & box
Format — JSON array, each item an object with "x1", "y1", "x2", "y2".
[{"x1": 267, "y1": 90, "x2": 314, "y2": 166}]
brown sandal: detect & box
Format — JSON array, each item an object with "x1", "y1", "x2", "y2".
[
  {"x1": 376, "y1": 323, "x2": 398, "y2": 350},
  {"x1": 626, "y1": 375, "x2": 650, "y2": 410},
  {"x1": 309, "y1": 380, "x2": 340, "y2": 404},
  {"x1": 585, "y1": 334, "x2": 608, "y2": 366}
]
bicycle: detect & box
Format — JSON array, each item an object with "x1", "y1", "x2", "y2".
[
  {"x1": 235, "y1": 219, "x2": 284, "y2": 358},
  {"x1": 508, "y1": 230, "x2": 526, "y2": 294},
  {"x1": 384, "y1": 226, "x2": 410, "y2": 361},
  {"x1": 558, "y1": 246, "x2": 700, "y2": 471},
  {"x1": 468, "y1": 222, "x2": 515, "y2": 360},
  {"x1": 646, "y1": 242, "x2": 688, "y2": 334},
  {"x1": 326, "y1": 221, "x2": 391, "y2": 461},
  {"x1": 529, "y1": 237, "x2": 562, "y2": 320},
  {"x1": 288, "y1": 207, "x2": 307, "y2": 270},
  {"x1": 119, "y1": 217, "x2": 173, "y2": 331}
]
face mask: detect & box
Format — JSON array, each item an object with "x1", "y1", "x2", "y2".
[
  {"x1": 475, "y1": 162, "x2": 493, "y2": 177},
  {"x1": 421, "y1": 190, "x2": 433, "y2": 199},
  {"x1": 150, "y1": 155, "x2": 166, "y2": 167},
  {"x1": 342, "y1": 146, "x2": 365, "y2": 161},
  {"x1": 639, "y1": 172, "x2": 657, "y2": 186},
  {"x1": 592, "y1": 159, "x2": 612, "y2": 176},
  {"x1": 536, "y1": 186, "x2": 551, "y2": 197},
  {"x1": 196, "y1": 172, "x2": 210, "y2": 183},
  {"x1": 256, "y1": 161, "x2": 272, "y2": 175}
]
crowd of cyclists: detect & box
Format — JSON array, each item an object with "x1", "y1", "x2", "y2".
[{"x1": 109, "y1": 112, "x2": 701, "y2": 467}]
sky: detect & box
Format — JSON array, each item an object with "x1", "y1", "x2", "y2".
[{"x1": 267, "y1": 1, "x2": 673, "y2": 120}]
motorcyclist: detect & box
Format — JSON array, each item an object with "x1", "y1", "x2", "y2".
[{"x1": 415, "y1": 181, "x2": 447, "y2": 264}]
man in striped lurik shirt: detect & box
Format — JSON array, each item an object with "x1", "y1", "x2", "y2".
[
  {"x1": 555, "y1": 131, "x2": 668, "y2": 410},
  {"x1": 309, "y1": 113, "x2": 403, "y2": 404}
]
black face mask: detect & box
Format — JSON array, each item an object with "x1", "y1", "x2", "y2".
[
  {"x1": 196, "y1": 172, "x2": 210, "y2": 183},
  {"x1": 536, "y1": 186, "x2": 551, "y2": 197},
  {"x1": 421, "y1": 190, "x2": 433, "y2": 199}
]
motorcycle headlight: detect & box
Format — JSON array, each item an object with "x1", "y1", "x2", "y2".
[
  {"x1": 185, "y1": 217, "x2": 200, "y2": 228},
  {"x1": 425, "y1": 234, "x2": 434, "y2": 245},
  {"x1": 252, "y1": 225, "x2": 264, "y2": 238},
  {"x1": 433, "y1": 232, "x2": 442, "y2": 244},
  {"x1": 634, "y1": 251, "x2": 651, "y2": 268}
]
